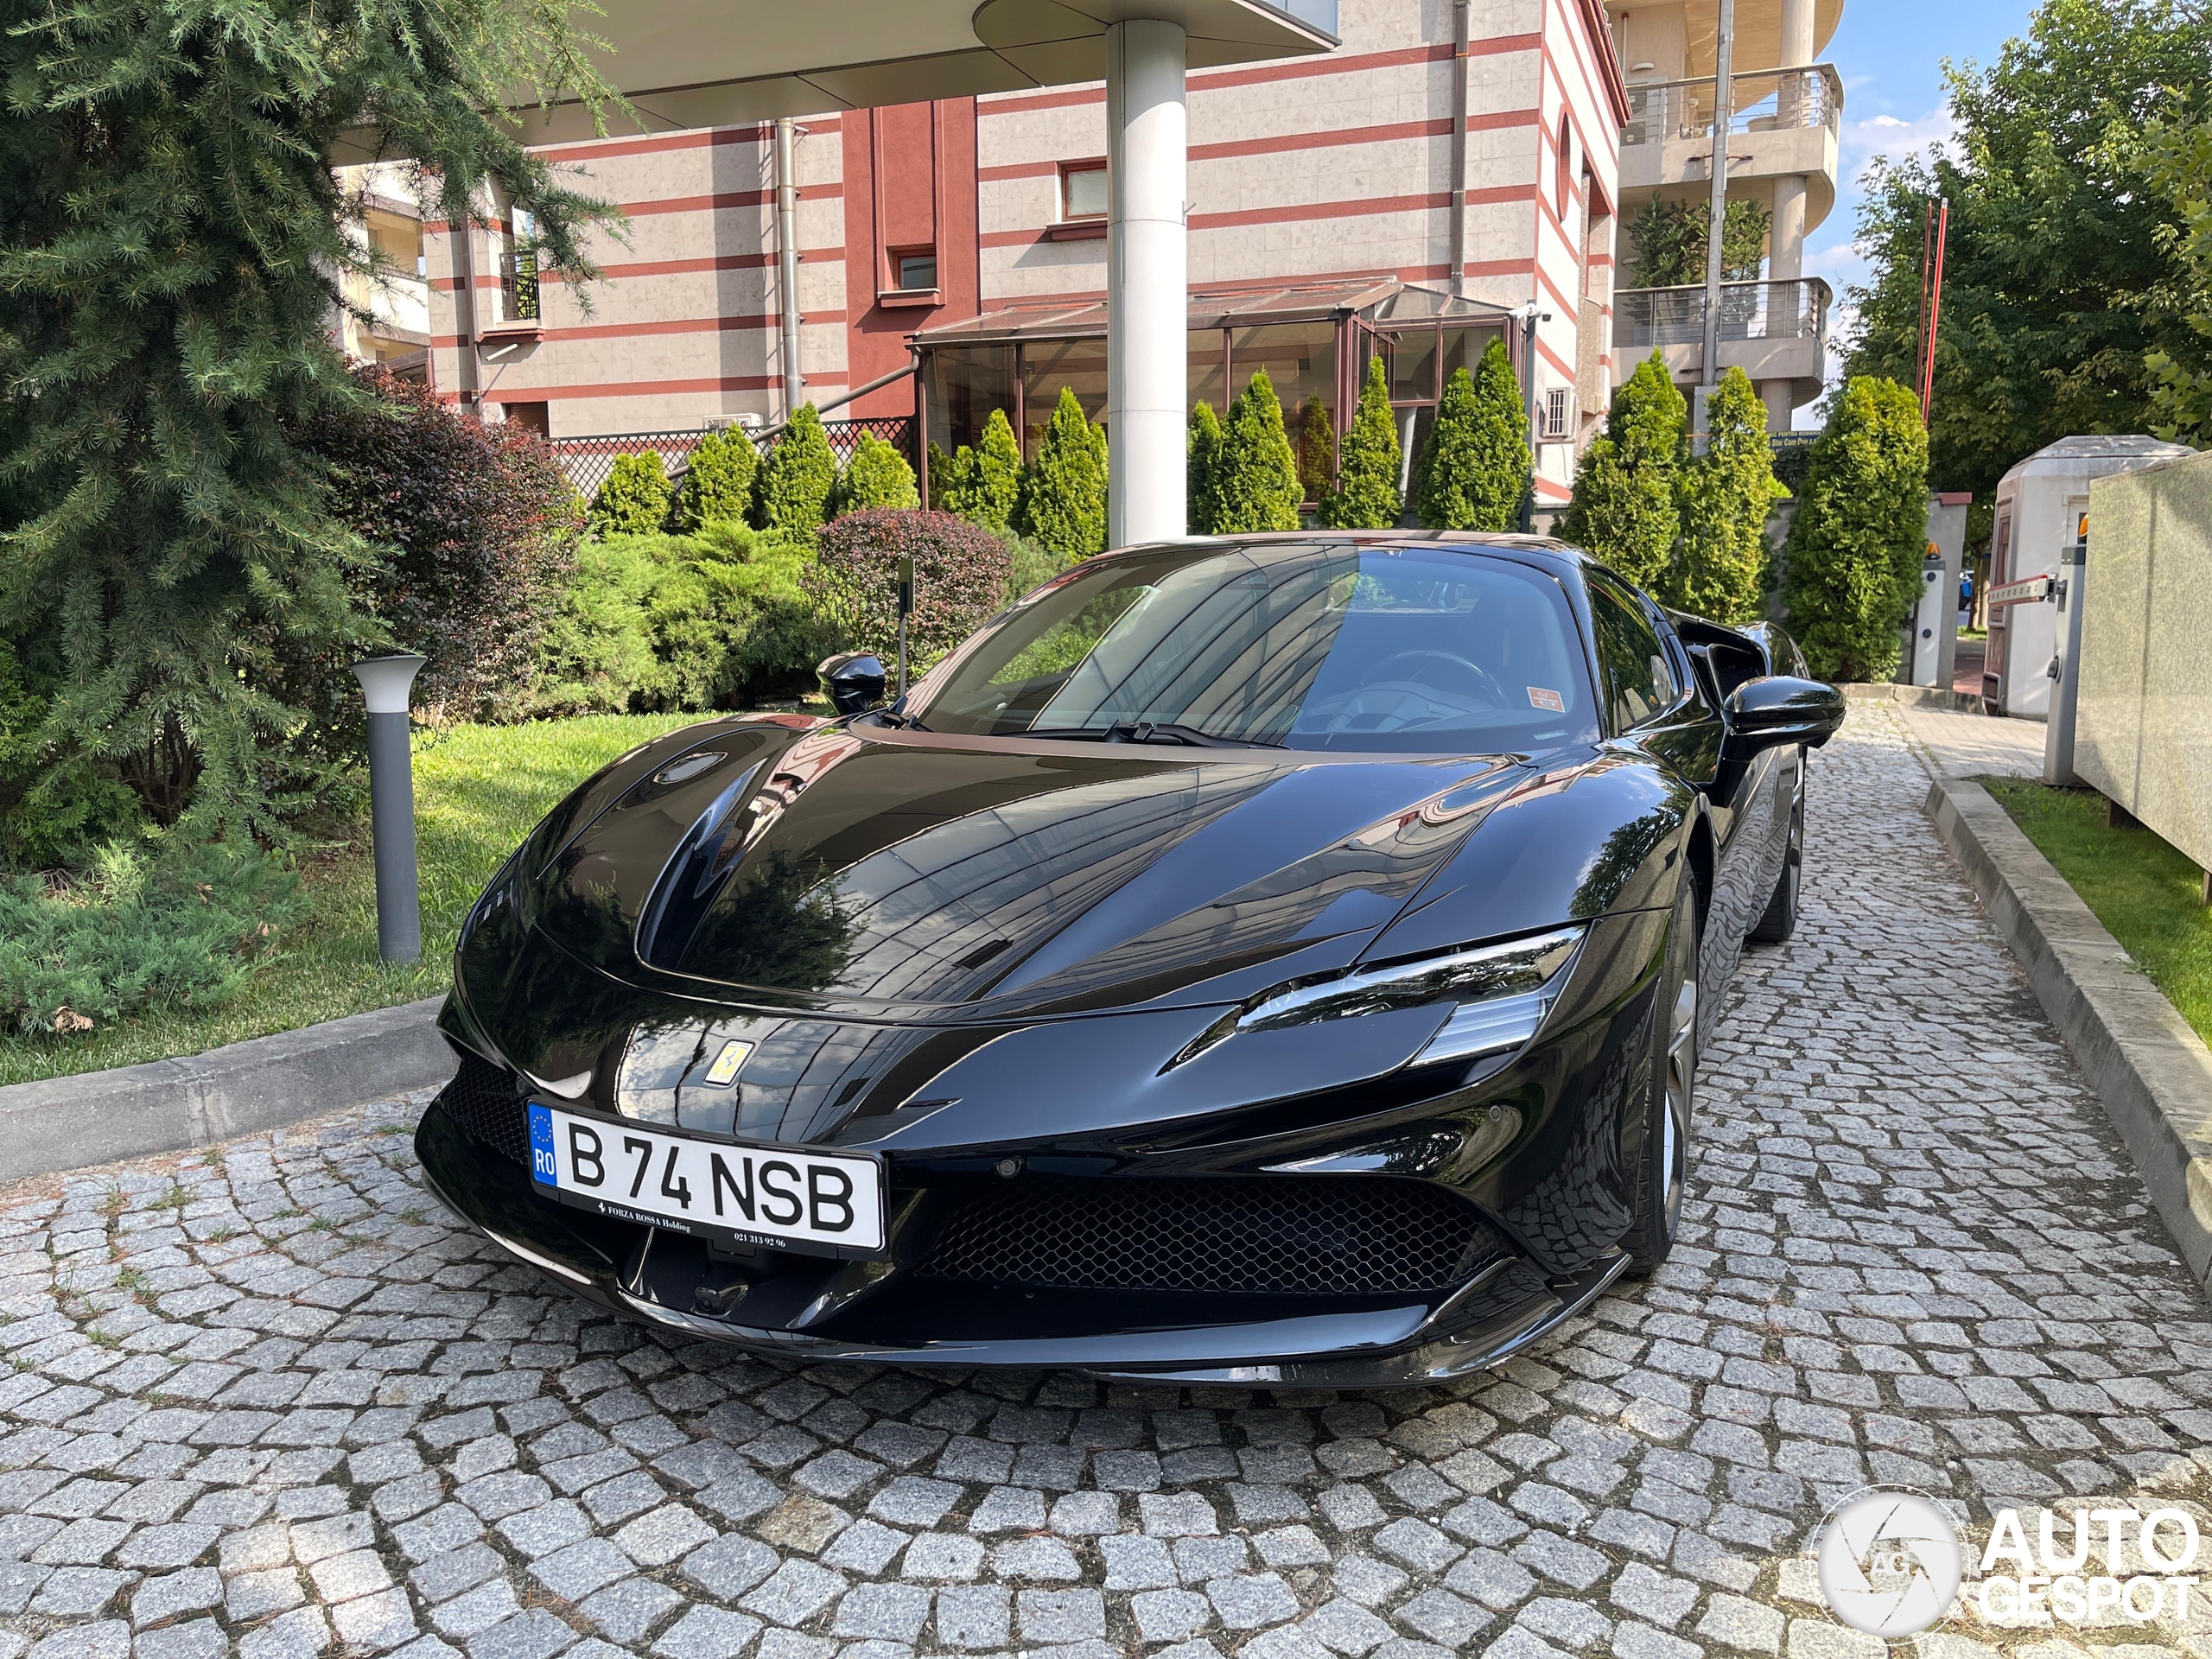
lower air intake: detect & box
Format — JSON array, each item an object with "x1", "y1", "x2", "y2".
[
  {"x1": 919, "y1": 1176, "x2": 1503, "y2": 1297},
  {"x1": 435, "y1": 1051, "x2": 531, "y2": 1168}
]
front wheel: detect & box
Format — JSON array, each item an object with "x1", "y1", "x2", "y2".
[{"x1": 1624, "y1": 887, "x2": 1698, "y2": 1275}]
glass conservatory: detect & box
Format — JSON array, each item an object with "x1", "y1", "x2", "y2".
[{"x1": 912, "y1": 280, "x2": 1516, "y2": 506}]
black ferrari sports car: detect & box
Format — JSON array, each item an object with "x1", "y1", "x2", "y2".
[{"x1": 418, "y1": 531, "x2": 1842, "y2": 1385}]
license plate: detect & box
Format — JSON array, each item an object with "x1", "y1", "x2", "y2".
[{"x1": 526, "y1": 1103, "x2": 886, "y2": 1254}]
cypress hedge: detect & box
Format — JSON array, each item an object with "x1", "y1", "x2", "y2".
[
  {"x1": 1319, "y1": 356, "x2": 1402, "y2": 530},
  {"x1": 1187, "y1": 403, "x2": 1226, "y2": 534},
  {"x1": 1780, "y1": 376, "x2": 1929, "y2": 682},
  {"x1": 673, "y1": 427, "x2": 759, "y2": 532},
  {"x1": 1673, "y1": 366, "x2": 1785, "y2": 623},
  {"x1": 1212, "y1": 371, "x2": 1303, "y2": 534},
  {"x1": 1558, "y1": 351, "x2": 1686, "y2": 592},
  {"x1": 590, "y1": 453, "x2": 674, "y2": 536},
  {"x1": 835, "y1": 434, "x2": 920, "y2": 514},
  {"x1": 1014, "y1": 389, "x2": 1108, "y2": 556},
  {"x1": 756, "y1": 404, "x2": 840, "y2": 540},
  {"x1": 1415, "y1": 340, "x2": 1531, "y2": 532}
]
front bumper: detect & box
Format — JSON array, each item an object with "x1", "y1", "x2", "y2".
[{"x1": 415, "y1": 1089, "x2": 1628, "y2": 1388}]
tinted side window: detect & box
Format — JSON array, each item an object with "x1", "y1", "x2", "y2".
[{"x1": 1588, "y1": 582, "x2": 1677, "y2": 732}]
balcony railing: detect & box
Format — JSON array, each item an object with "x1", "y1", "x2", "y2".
[
  {"x1": 1621, "y1": 66, "x2": 1842, "y2": 148},
  {"x1": 1616, "y1": 279, "x2": 1831, "y2": 351}
]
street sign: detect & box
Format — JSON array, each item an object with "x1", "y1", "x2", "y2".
[{"x1": 1987, "y1": 572, "x2": 2054, "y2": 608}]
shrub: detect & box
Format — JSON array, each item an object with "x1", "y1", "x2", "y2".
[
  {"x1": 757, "y1": 404, "x2": 840, "y2": 540},
  {"x1": 0, "y1": 839, "x2": 302, "y2": 1035},
  {"x1": 1558, "y1": 351, "x2": 1686, "y2": 591},
  {"x1": 1781, "y1": 376, "x2": 1930, "y2": 682},
  {"x1": 1014, "y1": 389, "x2": 1109, "y2": 557},
  {"x1": 1002, "y1": 534, "x2": 1079, "y2": 605},
  {"x1": 1672, "y1": 367, "x2": 1785, "y2": 623},
  {"x1": 835, "y1": 434, "x2": 920, "y2": 514},
  {"x1": 810, "y1": 511, "x2": 1014, "y2": 671},
  {"x1": 1212, "y1": 372, "x2": 1306, "y2": 534},
  {"x1": 530, "y1": 528, "x2": 834, "y2": 715},
  {"x1": 1295, "y1": 396, "x2": 1335, "y2": 505},
  {"x1": 0, "y1": 649, "x2": 141, "y2": 872},
  {"x1": 590, "y1": 452, "x2": 675, "y2": 536},
  {"x1": 674, "y1": 426, "x2": 760, "y2": 531},
  {"x1": 1416, "y1": 341, "x2": 1531, "y2": 532},
  {"x1": 1319, "y1": 357, "x2": 1402, "y2": 529},
  {"x1": 293, "y1": 365, "x2": 580, "y2": 728},
  {"x1": 1187, "y1": 403, "x2": 1226, "y2": 534},
  {"x1": 929, "y1": 441, "x2": 970, "y2": 514}
]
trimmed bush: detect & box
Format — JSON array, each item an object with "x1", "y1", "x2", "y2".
[
  {"x1": 757, "y1": 404, "x2": 840, "y2": 540},
  {"x1": 1214, "y1": 371, "x2": 1305, "y2": 534},
  {"x1": 674, "y1": 426, "x2": 760, "y2": 531},
  {"x1": 1014, "y1": 389, "x2": 1109, "y2": 557},
  {"x1": 1187, "y1": 403, "x2": 1226, "y2": 534},
  {"x1": 835, "y1": 433, "x2": 920, "y2": 514},
  {"x1": 1415, "y1": 340, "x2": 1531, "y2": 532},
  {"x1": 1780, "y1": 376, "x2": 1930, "y2": 682},
  {"x1": 0, "y1": 840, "x2": 302, "y2": 1036},
  {"x1": 528, "y1": 536, "x2": 671, "y2": 715},
  {"x1": 590, "y1": 451, "x2": 674, "y2": 536},
  {"x1": 293, "y1": 363, "x2": 579, "y2": 728},
  {"x1": 1002, "y1": 533, "x2": 1079, "y2": 605},
  {"x1": 1319, "y1": 356, "x2": 1402, "y2": 529},
  {"x1": 809, "y1": 510, "x2": 1014, "y2": 671},
  {"x1": 1673, "y1": 367, "x2": 1785, "y2": 623},
  {"x1": 1558, "y1": 351, "x2": 1686, "y2": 592}
]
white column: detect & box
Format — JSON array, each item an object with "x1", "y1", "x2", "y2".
[
  {"x1": 1106, "y1": 18, "x2": 1187, "y2": 547},
  {"x1": 1779, "y1": 0, "x2": 1816, "y2": 66},
  {"x1": 1770, "y1": 175, "x2": 1806, "y2": 280}
]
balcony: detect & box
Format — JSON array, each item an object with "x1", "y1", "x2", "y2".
[
  {"x1": 1618, "y1": 66, "x2": 1841, "y2": 230},
  {"x1": 1616, "y1": 278, "x2": 1829, "y2": 405}
]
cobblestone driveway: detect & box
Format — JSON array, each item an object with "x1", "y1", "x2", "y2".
[{"x1": 3, "y1": 705, "x2": 2209, "y2": 1659}]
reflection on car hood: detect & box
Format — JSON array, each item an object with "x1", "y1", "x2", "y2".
[{"x1": 533, "y1": 722, "x2": 1535, "y2": 1022}]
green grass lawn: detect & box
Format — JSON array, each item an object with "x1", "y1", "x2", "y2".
[
  {"x1": 1985, "y1": 776, "x2": 2212, "y2": 1048},
  {"x1": 0, "y1": 712, "x2": 703, "y2": 1087}
]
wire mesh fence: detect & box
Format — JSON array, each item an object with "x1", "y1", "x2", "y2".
[{"x1": 551, "y1": 415, "x2": 917, "y2": 501}]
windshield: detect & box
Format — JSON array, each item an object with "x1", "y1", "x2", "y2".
[{"x1": 906, "y1": 542, "x2": 1599, "y2": 753}]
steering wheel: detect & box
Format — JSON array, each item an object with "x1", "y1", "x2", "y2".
[{"x1": 1368, "y1": 650, "x2": 1510, "y2": 709}]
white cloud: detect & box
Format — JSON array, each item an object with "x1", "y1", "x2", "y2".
[{"x1": 1839, "y1": 107, "x2": 1957, "y2": 192}]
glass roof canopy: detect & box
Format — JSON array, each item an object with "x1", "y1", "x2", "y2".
[{"x1": 912, "y1": 280, "x2": 1522, "y2": 506}]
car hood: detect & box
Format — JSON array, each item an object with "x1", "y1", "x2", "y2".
[{"x1": 518, "y1": 720, "x2": 1533, "y2": 1025}]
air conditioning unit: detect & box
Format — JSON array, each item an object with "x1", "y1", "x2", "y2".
[{"x1": 1542, "y1": 386, "x2": 1574, "y2": 442}]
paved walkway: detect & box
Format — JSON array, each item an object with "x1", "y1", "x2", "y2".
[
  {"x1": 2, "y1": 704, "x2": 2207, "y2": 1659},
  {"x1": 1897, "y1": 707, "x2": 2046, "y2": 780}
]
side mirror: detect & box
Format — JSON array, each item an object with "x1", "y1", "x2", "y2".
[
  {"x1": 817, "y1": 652, "x2": 888, "y2": 715},
  {"x1": 1721, "y1": 675, "x2": 1845, "y2": 755}
]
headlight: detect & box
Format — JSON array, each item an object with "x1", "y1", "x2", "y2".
[{"x1": 1169, "y1": 925, "x2": 1584, "y2": 1070}]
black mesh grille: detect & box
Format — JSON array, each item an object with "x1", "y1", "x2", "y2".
[
  {"x1": 920, "y1": 1177, "x2": 1503, "y2": 1296},
  {"x1": 436, "y1": 1051, "x2": 531, "y2": 1166}
]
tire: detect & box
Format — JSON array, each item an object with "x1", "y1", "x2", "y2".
[
  {"x1": 1748, "y1": 763, "x2": 1805, "y2": 945},
  {"x1": 1623, "y1": 886, "x2": 1698, "y2": 1276}
]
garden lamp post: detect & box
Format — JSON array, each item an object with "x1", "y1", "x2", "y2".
[{"x1": 351, "y1": 654, "x2": 426, "y2": 965}]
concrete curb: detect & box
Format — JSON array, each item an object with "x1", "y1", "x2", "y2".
[
  {"x1": 1843, "y1": 683, "x2": 1982, "y2": 714},
  {"x1": 1924, "y1": 777, "x2": 2212, "y2": 1289},
  {"x1": 0, "y1": 996, "x2": 455, "y2": 1183}
]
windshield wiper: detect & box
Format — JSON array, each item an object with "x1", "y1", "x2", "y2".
[{"x1": 1026, "y1": 721, "x2": 1283, "y2": 749}]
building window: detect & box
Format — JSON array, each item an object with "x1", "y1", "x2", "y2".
[
  {"x1": 893, "y1": 250, "x2": 938, "y2": 291},
  {"x1": 1061, "y1": 162, "x2": 1109, "y2": 222},
  {"x1": 1543, "y1": 386, "x2": 1573, "y2": 440}
]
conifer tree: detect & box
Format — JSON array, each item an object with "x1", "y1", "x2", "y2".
[
  {"x1": 1014, "y1": 389, "x2": 1108, "y2": 556},
  {"x1": 1414, "y1": 340, "x2": 1532, "y2": 532},
  {"x1": 1780, "y1": 377, "x2": 1930, "y2": 681},
  {"x1": 1672, "y1": 367, "x2": 1785, "y2": 622},
  {"x1": 834, "y1": 433, "x2": 919, "y2": 515},
  {"x1": 964, "y1": 410, "x2": 1023, "y2": 533},
  {"x1": 1187, "y1": 403, "x2": 1226, "y2": 534},
  {"x1": 928, "y1": 441, "x2": 970, "y2": 513},
  {"x1": 0, "y1": 0, "x2": 620, "y2": 834},
  {"x1": 674, "y1": 428, "x2": 759, "y2": 531},
  {"x1": 1295, "y1": 397, "x2": 1334, "y2": 505},
  {"x1": 590, "y1": 453, "x2": 675, "y2": 537},
  {"x1": 1558, "y1": 351, "x2": 1686, "y2": 591},
  {"x1": 756, "y1": 404, "x2": 839, "y2": 539},
  {"x1": 1319, "y1": 357, "x2": 1402, "y2": 529},
  {"x1": 1212, "y1": 372, "x2": 1304, "y2": 534}
]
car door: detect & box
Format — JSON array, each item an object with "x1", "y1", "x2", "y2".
[{"x1": 1583, "y1": 575, "x2": 1772, "y2": 1023}]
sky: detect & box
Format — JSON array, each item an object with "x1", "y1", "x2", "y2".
[{"x1": 1795, "y1": 0, "x2": 2034, "y2": 422}]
